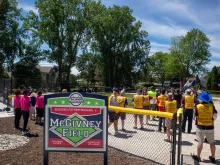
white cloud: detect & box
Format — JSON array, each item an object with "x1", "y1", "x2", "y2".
[
  {"x1": 149, "y1": 42, "x2": 170, "y2": 55},
  {"x1": 71, "y1": 67, "x2": 79, "y2": 75},
  {"x1": 141, "y1": 19, "x2": 188, "y2": 39},
  {"x1": 18, "y1": 3, "x2": 39, "y2": 15}
]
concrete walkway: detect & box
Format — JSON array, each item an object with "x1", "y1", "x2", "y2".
[{"x1": 108, "y1": 101, "x2": 220, "y2": 165}]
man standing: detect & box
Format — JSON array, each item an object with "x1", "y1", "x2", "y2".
[
  {"x1": 117, "y1": 90, "x2": 128, "y2": 131},
  {"x1": 174, "y1": 89, "x2": 182, "y2": 109},
  {"x1": 182, "y1": 89, "x2": 195, "y2": 133},
  {"x1": 108, "y1": 87, "x2": 119, "y2": 136},
  {"x1": 157, "y1": 89, "x2": 168, "y2": 132},
  {"x1": 164, "y1": 93, "x2": 177, "y2": 142},
  {"x1": 192, "y1": 92, "x2": 217, "y2": 163},
  {"x1": 143, "y1": 89, "x2": 152, "y2": 124},
  {"x1": 131, "y1": 89, "x2": 144, "y2": 129},
  {"x1": 148, "y1": 86, "x2": 157, "y2": 120}
]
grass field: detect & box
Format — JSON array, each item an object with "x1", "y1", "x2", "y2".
[{"x1": 208, "y1": 90, "x2": 220, "y2": 98}]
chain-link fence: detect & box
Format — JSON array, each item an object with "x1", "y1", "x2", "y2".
[{"x1": 108, "y1": 107, "x2": 182, "y2": 165}]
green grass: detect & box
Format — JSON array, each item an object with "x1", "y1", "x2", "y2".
[{"x1": 99, "y1": 92, "x2": 134, "y2": 106}]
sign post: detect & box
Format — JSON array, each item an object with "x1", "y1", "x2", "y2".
[{"x1": 44, "y1": 92, "x2": 108, "y2": 165}]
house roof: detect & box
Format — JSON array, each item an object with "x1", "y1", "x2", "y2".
[{"x1": 39, "y1": 66, "x2": 52, "y2": 73}]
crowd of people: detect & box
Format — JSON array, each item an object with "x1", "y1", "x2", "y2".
[
  {"x1": 13, "y1": 88, "x2": 44, "y2": 136},
  {"x1": 108, "y1": 86, "x2": 218, "y2": 163},
  {"x1": 11, "y1": 85, "x2": 217, "y2": 163}
]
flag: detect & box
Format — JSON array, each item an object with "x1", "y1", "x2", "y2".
[
  {"x1": 190, "y1": 80, "x2": 196, "y2": 86},
  {"x1": 184, "y1": 80, "x2": 190, "y2": 87}
]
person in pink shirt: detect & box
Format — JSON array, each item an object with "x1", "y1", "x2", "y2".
[
  {"x1": 20, "y1": 89, "x2": 31, "y2": 136},
  {"x1": 35, "y1": 91, "x2": 44, "y2": 125},
  {"x1": 14, "y1": 89, "x2": 22, "y2": 130}
]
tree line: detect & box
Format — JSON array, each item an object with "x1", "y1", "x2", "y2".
[{"x1": 0, "y1": 0, "x2": 212, "y2": 90}]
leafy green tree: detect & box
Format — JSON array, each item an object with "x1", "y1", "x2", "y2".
[
  {"x1": 90, "y1": 5, "x2": 150, "y2": 87},
  {"x1": 210, "y1": 66, "x2": 218, "y2": 90},
  {"x1": 76, "y1": 53, "x2": 101, "y2": 85},
  {"x1": 0, "y1": 0, "x2": 23, "y2": 78},
  {"x1": 149, "y1": 52, "x2": 169, "y2": 87},
  {"x1": 13, "y1": 60, "x2": 42, "y2": 89},
  {"x1": 25, "y1": 0, "x2": 99, "y2": 89},
  {"x1": 206, "y1": 75, "x2": 211, "y2": 90},
  {"x1": 168, "y1": 29, "x2": 211, "y2": 81}
]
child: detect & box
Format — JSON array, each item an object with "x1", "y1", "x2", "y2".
[
  {"x1": 29, "y1": 92, "x2": 36, "y2": 120},
  {"x1": 36, "y1": 91, "x2": 44, "y2": 125},
  {"x1": 14, "y1": 89, "x2": 22, "y2": 130},
  {"x1": 20, "y1": 89, "x2": 31, "y2": 136}
]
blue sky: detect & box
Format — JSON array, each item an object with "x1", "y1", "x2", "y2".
[{"x1": 17, "y1": 0, "x2": 220, "y2": 74}]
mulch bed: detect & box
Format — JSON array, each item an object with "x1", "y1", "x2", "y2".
[{"x1": 0, "y1": 117, "x2": 154, "y2": 165}]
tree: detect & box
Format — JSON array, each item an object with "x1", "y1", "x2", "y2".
[
  {"x1": 0, "y1": 0, "x2": 23, "y2": 78},
  {"x1": 25, "y1": 0, "x2": 99, "y2": 90},
  {"x1": 13, "y1": 60, "x2": 42, "y2": 89},
  {"x1": 168, "y1": 29, "x2": 211, "y2": 81},
  {"x1": 76, "y1": 53, "x2": 101, "y2": 85},
  {"x1": 210, "y1": 66, "x2": 218, "y2": 90},
  {"x1": 90, "y1": 5, "x2": 150, "y2": 87},
  {"x1": 149, "y1": 52, "x2": 169, "y2": 87},
  {"x1": 206, "y1": 75, "x2": 211, "y2": 90}
]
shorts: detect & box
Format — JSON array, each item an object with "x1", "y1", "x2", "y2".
[
  {"x1": 143, "y1": 106, "x2": 150, "y2": 110},
  {"x1": 109, "y1": 112, "x2": 119, "y2": 122},
  {"x1": 149, "y1": 104, "x2": 157, "y2": 111},
  {"x1": 196, "y1": 128, "x2": 214, "y2": 144},
  {"x1": 119, "y1": 112, "x2": 126, "y2": 120},
  {"x1": 30, "y1": 106, "x2": 35, "y2": 113},
  {"x1": 165, "y1": 119, "x2": 173, "y2": 128},
  {"x1": 36, "y1": 108, "x2": 44, "y2": 117},
  {"x1": 133, "y1": 108, "x2": 144, "y2": 119}
]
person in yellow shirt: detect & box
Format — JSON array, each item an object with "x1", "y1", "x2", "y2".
[
  {"x1": 108, "y1": 87, "x2": 119, "y2": 136},
  {"x1": 117, "y1": 90, "x2": 128, "y2": 131},
  {"x1": 191, "y1": 92, "x2": 217, "y2": 163},
  {"x1": 131, "y1": 89, "x2": 144, "y2": 129},
  {"x1": 182, "y1": 89, "x2": 195, "y2": 133},
  {"x1": 143, "y1": 89, "x2": 153, "y2": 124},
  {"x1": 164, "y1": 93, "x2": 177, "y2": 142},
  {"x1": 156, "y1": 89, "x2": 168, "y2": 132}
]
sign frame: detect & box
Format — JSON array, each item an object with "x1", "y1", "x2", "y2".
[{"x1": 43, "y1": 92, "x2": 108, "y2": 165}]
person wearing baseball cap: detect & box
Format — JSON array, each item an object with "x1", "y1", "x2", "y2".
[{"x1": 192, "y1": 92, "x2": 217, "y2": 163}]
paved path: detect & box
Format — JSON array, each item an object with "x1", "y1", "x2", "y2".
[{"x1": 108, "y1": 101, "x2": 220, "y2": 165}]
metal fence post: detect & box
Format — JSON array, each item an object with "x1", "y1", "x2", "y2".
[
  {"x1": 177, "y1": 114, "x2": 182, "y2": 165},
  {"x1": 171, "y1": 113, "x2": 177, "y2": 165}
]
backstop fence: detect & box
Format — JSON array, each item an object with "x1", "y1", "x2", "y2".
[{"x1": 108, "y1": 106, "x2": 183, "y2": 165}]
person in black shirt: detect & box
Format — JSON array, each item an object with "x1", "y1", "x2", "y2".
[{"x1": 173, "y1": 89, "x2": 182, "y2": 109}]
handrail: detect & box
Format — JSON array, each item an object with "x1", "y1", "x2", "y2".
[{"x1": 108, "y1": 106, "x2": 183, "y2": 120}]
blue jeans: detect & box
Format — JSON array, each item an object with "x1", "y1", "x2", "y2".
[{"x1": 182, "y1": 109, "x2": 193, "y2": 133}]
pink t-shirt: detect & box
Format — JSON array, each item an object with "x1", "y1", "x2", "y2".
[
  {"x1": 14, "y1": 96, "x2": 21, "y2": 109},
  {"x1": 36, "y1": 95, "x2": 44, "y2": 108},
  {"x1": 20, "y1": 95, "x2": 30, "y2": 111}
]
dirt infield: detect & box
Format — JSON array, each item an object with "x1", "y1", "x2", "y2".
[{"x1": 0, "y1": 117, "x2": 155, "y2": 165}]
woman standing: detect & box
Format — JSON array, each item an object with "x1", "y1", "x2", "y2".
[
  {"x1": 14, "y1": 89, "x2": 22, "y2": 130},
  {"x1": 20, "y1": 89, "x2": 31, "y2": 136},
  {"x1": 36, "y1": 91, "x2": 44, "y2": 125}
]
